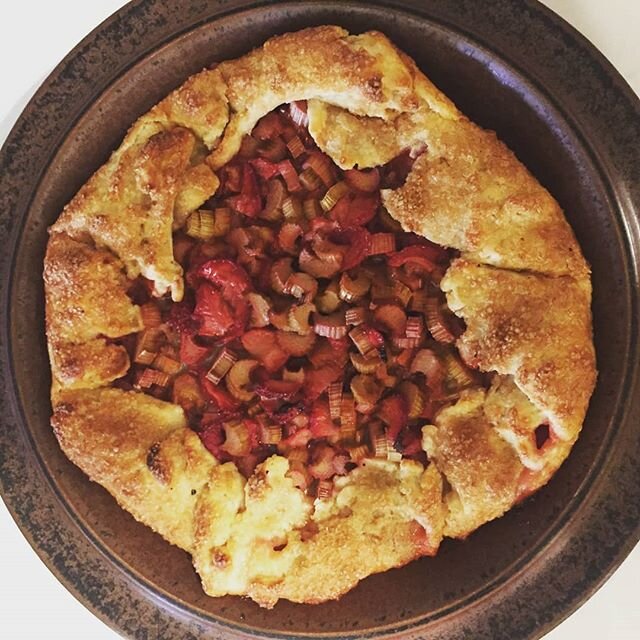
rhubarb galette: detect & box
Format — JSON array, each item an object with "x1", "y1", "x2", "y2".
[{"x1": 44, "y1": 26, "x2": 596, "y2": 608}]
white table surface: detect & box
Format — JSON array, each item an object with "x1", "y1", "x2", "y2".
[{"x1": 0, "y1": 1, "x2": 638, "y2": 638}]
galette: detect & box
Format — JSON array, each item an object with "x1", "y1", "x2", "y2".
[{"x1": 44, "y1": 26, "x2": 596, "y2": 608}]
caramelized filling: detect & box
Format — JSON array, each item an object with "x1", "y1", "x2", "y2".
[{"x1": 116, "y1": 102, "x2": 487, "y2": 497}]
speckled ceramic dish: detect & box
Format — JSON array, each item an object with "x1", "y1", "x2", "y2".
[{"x1": 1, "y1": 1, "x2": 639, "y2": 638}]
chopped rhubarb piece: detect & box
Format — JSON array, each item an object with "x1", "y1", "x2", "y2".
[
  {"x1": 329, "y1": 227, "x2": 371, "y2": 270},
  {"x1": 259, "y1": 423, "x2": 283, "y2": 445},
  {"x1": 314, "y1": 311, "x2": 348, "y2": 339},
  {"x1": 221, "y1": 420, "x2": 252, "y2": 457},
  {"x1": 172, "y1": 373, "x2": 206, "y2": 414},
  {"x1": 405, "y1": 315, "x2": 424, "y2": 339},
  {"x1": 196, "y1": 259, "x2": 252, "y2": 296},
  {"x1": 368, "y1": 233, "x2": 396, "y2": 255},
  {"x1": 226, "y1": 359, "x2": 259, "y2": 402},
  {"x1": 288, "y1": 302, "x2": 316, "y2": 335},
  {"x1": 206, "y1": 348, "x2": 238, "y2": 385},
  {"x1": 193, "y1": 283, "x2": 235, "y2": 337},
  {"x1": 339, "y1": 271, "x2": 370, "y2": 303},
  {"x1": 270, "y1": 257, "x2": 294, "y2": 294},
  {"x1": 327, "y1": 382, "x2": 343, "y2": 420},
  {"x1": 310, "y1": 400, "x2": 339, "y2": 439},
  {"x1": 134, "y1": 328, "x2": 162, "y2": 365},
  {"x1": 350, "y1": 375, "x2": 382, "y2": 414},
  {"x1": 344, "y1": 167, "x2": 380, "y2": 192},
  {"x1": 309, "y1": 444, "x2": 337, "y2": 480},
  {"x1": 139, "y1": 302, "x2": 162, "y2": 328},
  {"x1": 332, "y1": 193, "x2": 378, "y2": 228},
  {"x1": 246, "y1": 292, "x2": 271, "y2": 328},
  {"x1": 288, "y1": 101, "x2": 309, "y2": 128},
  {"x1": 186, "y1": 210, "x2": 217, "y2": 241},
  {"x1": 340, "y1": 393, "x2": 357, "y2": 431},
  {"x1": 299, "y1": 167, "x2": 323, "y2": 191},
  {"x1": 398, "y1": 381, "x2": 425, "y2": 419},
  {"x1": 277, "y1": 223, "x2": 303, "y2": 255},
  {"x1": 153, "y1": 354, "x2": 182, "y2": 375},
  {"x1": 349, "y1": 325, "x2": 377, "y2": 356},
  {"x1": 321, "y1": 181, "x2": 350, "y2": 212},
  {"x1": 373, "y1": 304, "x2": 407, "y2": 337},
  {"x1": 424, "y1": 298, "x2": 456, "y2": 344},
  {"x1": 282, "y1": 194, "x2": 303, "y2": 219},
  {"x1": 303, "y1": 197, "x2": 323, "y2": 220},
  {"x1": 392, "y1": 336, "x2": 421, "y2": 349},
  {"x1": 283, "y1": 272, "x2": 318, "y2": 301},
  {"x1": 444, "y1": 352, "x2": 477, "y2": 390},
  {"x1": 249, "y1": 157, "x2": 280, "y2": 180},
  {"x1": 345, "y1": 307, "x2": 367, "y2": 326},
  {"x1": 387, "y1": 245, "x2": 440, "y2": 271},
  {"x1": 278, "y1": 160, "x2": 302, "y2": 192},
  {"x1": 241, "y1": 328, "x2": 288, "y2": 373},
  {"x1": 316, "y1": 479, "x2": 334, "y2": 499},
  {"x1": 304, "y1": 151, "x2": 335, "y2": 187},
  {"x1": 227, "y1": 163, "x2": 262, "y2": 216},
  {"x1": 179, "y1": 332, "x2": 210, "y2": 367},
  {"x1": 200, "y1": 374, "x2": 240, "y2": 411},
  {"x1": 304, "y1": 364, "x2": 343, "y2": 400},
  {"x1": 347, "y1": 444, "x2": 370, "y2": 462},
  {"x1": 380, "y1": 394, "x2": 408, "y2": 443},
  {"x1": 350, "y1": 352, "x2": 382, "y2": 374},
  {"x1": 276, "y1": 331, "x2": 316, "y2": 356},
  {"x1": 134, "y1": 368, "x2": 169, "y2": 390},
  {"x1": 199, "y1": 422, "x2": 227, "y2": 460},
  {"x1": 286, "y1": 135, "x2": 306, "y2": 159},
  {"x1": 262, "y1": 178, "x2": 286, "y2": 220}
]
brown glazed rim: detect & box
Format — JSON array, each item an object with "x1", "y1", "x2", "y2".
[{"x1": 0, "y1": 1, "x2": 639, "y2": 638}]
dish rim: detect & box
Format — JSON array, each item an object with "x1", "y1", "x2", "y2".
[{"x1": 0, "y1": 1, "x2": 639, "y2": 638}]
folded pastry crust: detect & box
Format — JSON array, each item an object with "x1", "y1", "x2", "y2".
[
  {"x1": 441, "y1": 259, "x2": 595, "y2": 443},
  {"x1": 44, "y1": 26, "x2": 596, "y2": 605},
  {"x1": 44, "y1": 232, "x2": 143, "y2": 392},
  {"x1": 194, "y1": 457, "x2": 444, "y2": 608}
]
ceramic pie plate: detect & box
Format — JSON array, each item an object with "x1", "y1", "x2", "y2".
[{"x1": 0, "y1": 1, "x2": 638, "y2": 638}]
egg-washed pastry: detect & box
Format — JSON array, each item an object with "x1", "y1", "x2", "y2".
[{"x1": 44, "y1": 26, "x2": 596, "y2": 608}]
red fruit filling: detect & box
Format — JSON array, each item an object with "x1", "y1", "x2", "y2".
[{"x1": 115, "y1": 104, "x2": 488, "y2": 498}]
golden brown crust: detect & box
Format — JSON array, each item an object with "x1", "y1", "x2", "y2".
[
  {"x1": 193, "y1": 457, "x2": 444, "y2": 608},
  {"x1": 423, "y1": 389, "x2": 524, "y2": 539},
  {"x1": 382, "y1": 116, "x2": 589, "y2": 279},
  {"x1": 51, "y1": 387, "x2": 215, "y2": 551},
  {"x1": 44, "y1": 232, "x2": 143, "y2": 389},
  {"x1": 52, "y1": 126, "x2": 200, "y2": 300},
  {"x1": 208, "y1": 27, "x2": 418, "y2": 168},
  {"x1": 307, "y1": 100, "x2": 424, "y2": 169},
  {"x1": 149, "y1": 67, "x2": 229, "y2": 150},
  {"x1": 441, "y1": 259, "x2": 596, "y2": 442}
]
